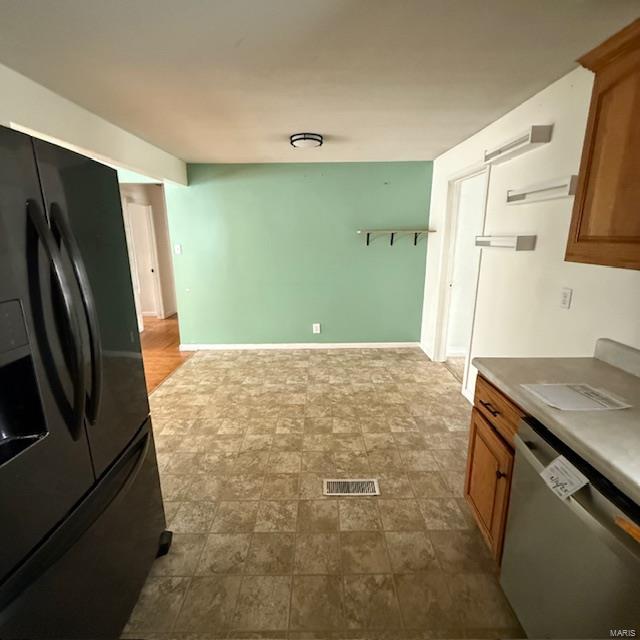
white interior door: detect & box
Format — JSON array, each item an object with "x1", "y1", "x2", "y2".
[
  {"x1": 125, "y1": 202, "x2": 160, "y2": 319},
  {"x1": 122, "y1": 197, "x2": 145, "y2": 332},
  {"x1": 444, "y1": 171, "x2": 488, "y2": 391}
]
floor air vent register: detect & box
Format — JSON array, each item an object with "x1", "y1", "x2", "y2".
[{"x1": 323, "y1": 479, "x2": 380, "y2": 496}]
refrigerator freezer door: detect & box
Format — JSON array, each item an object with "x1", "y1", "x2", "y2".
[
  {"x1": 33, "y1": 140, "x2": 149, "y2": 476},
  {"x1": 0, "y1": 126, "x2": 95, "y2": 581},
  {"x1": 0, "y1": 417, "x2": 166, "y2": 639}
]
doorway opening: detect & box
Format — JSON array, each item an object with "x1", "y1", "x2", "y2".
[
  {"x1": 119, "y1": 181, "x2": 189, "y2": 391},
  {"x1": 120, "y1": 183, "x2": 176, "y2": 330},
  {"x1": 439, "y1": 167, "x2": 489, "y2": 397},
  {"x1": 126, "y1": 200, "x2": 162, "y2": 324}
]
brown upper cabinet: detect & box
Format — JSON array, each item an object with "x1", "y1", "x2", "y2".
[{"x1": 565, "y1": 19, "x2": 640, "y2": 270}]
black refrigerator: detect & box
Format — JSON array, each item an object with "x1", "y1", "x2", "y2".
[{"x1": 0, "y1": 125, "x2": 170, "y2": 639}]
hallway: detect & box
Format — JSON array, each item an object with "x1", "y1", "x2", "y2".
[{"x1": 140, "y1": 315, "x2": 192, "y2": 393}]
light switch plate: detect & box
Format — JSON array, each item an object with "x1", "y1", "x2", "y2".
[
  {"x1": 560, "y1": 287, "x2": 573, "y2": 310},
  {"x1": 174, "y1": 243, "x2": 182, "y2": 255}
]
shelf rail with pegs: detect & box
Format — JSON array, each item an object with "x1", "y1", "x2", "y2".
[{"x1": 357, "y1": 228, "x2": 435, "y2": 246}]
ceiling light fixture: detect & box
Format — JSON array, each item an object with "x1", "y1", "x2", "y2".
[{"x1": 290, "y1": 132, "x2": 323, "y2": 148}]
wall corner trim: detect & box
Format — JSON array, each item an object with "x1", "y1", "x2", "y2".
[{"x1": 419, "y1": 342, "x2": 436, "y2": 360}]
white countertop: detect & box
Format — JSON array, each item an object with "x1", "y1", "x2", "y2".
[{"x1": 473, "y1": 353, "x2": 640, "y2": 505}]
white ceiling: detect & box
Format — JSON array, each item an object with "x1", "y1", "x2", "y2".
[{"x1": 0, "y1": 0, "x2": 637, "y2": 163}]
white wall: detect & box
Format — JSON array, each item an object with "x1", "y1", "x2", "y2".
[
  {"x1": 120, "y1": 184, "x2": 178, "y2": 318},
  {"x1": 0, "y1": 63, "x2": 186, "y2": 184},
  {"x1": 421, "y1": 67, "x2": 640, "y2": 396}
]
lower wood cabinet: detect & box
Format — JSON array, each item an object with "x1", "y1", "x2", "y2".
[{"x1": 464, "y1": 407, "x2": 514, "y2": 562}]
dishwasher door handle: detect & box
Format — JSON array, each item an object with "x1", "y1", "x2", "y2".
[{"x1": 513, "y1": 432, "x2": 546, "y2": 471}]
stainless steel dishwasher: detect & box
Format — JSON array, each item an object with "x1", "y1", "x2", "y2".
[{"x1": 500, "y1": 418, "x2": 640, "y2": 639}]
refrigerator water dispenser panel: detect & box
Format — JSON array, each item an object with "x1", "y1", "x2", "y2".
[
  {"x1": 0, "y1": 299, "x2": 28, "y2": 353},
  {"x1": 0, "y1": 300, "x2": 47, "y2": 466}
]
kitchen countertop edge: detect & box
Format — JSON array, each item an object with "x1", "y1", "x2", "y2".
[{"x1": 472, "y1": 356, "x2": 640, "y2": 507}]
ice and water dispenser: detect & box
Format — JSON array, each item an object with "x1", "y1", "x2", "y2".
[{"x1": 0, "y1": 299, "x2": 47, "y2": 465}]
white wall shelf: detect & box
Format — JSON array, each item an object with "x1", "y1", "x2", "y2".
[
  {"x1": 475, "y1": 235, "x2": 537, "y2": 251},
  {"x1": 506, "y1": 175, "x2": 578, "y2": 205},
  {"x1": 483, "y1": 125, "x2": 553, "y2": 165},
  {"x1": 357, "y1": 228, "x2": 435, "y2": 246}
]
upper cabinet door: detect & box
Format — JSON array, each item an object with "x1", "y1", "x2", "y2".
[
  {"x1": 33, "y1": 140, "x2": 150, "y2": 477},
  {"x1": 566, "y1": 19, "x2": 640, "y2": 270}
]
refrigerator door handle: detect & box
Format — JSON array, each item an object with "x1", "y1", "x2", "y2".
[
  {"x1": 50, "y1": 203, "x2": 103, "y2": 425},
  {"x1": 120, "y1": 430, "x2": 150, "y2": 496},
  {"x1": 26, "y1": 199, "x2": 86, "y2": 440}
]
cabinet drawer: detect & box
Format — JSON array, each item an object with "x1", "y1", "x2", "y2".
[{"x1": 474, "y1": 376, "x2": 525, "y2": 444}]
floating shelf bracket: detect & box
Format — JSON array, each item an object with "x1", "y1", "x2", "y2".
[
  {"x1": 357, "y1": 228, "x2": 435, "y2": 246},
  {"x1": 475, "y1": 235, "x2": 537, "y2": 251},
  {"x1": 483, "y1": 125, "x2": 553, "y2": 165},
  {"x1": 506, "y1": 175, "x2": 578, "y2": 205}
]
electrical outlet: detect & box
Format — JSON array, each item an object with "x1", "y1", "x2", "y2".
[
  {"x1": 560, "y1": 287, "x2": 573, "y2": 310},
  {"x1": 312, "y1": 323, "x2": 321, "y2": 334}
]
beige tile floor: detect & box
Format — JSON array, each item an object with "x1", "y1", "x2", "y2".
[
  {"x1": 122, "y1": 348, "x2": 523, "y2": 640},
  {"x1": 444, "y1": 358, "x2": 465, "y2": 385}
]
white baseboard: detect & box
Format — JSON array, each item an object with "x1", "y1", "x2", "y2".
[{"x1": 179, "y1": 342, "x2": 420, "y2": 352}]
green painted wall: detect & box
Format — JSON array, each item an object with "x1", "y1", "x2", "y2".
[{"x1": 165, "y1": 162, "x2": 432, "y2": 345}]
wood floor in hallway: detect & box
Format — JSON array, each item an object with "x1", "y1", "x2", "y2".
[{"x1": 140, "y1": 315, "x2": 192, "y2": 393}]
